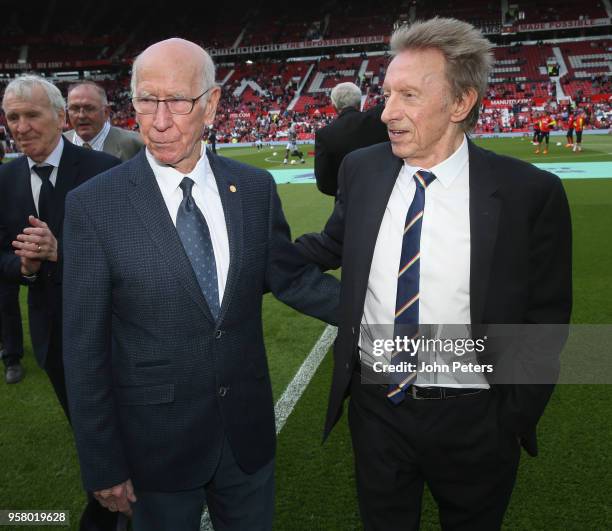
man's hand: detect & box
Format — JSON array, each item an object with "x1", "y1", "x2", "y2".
[
  {"x1": 20, "y1": 256, "x2": 42, "y2": 276},
  {"x1": 12, "y1": 216, "x2": 58, "y2": 263},
  {"x1": 94, "y1": 479, "x2": 137, "y2": 516}
]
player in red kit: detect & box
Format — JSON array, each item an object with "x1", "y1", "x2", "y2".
[
  {"x1": 535, "y1": 114, "x2": 556, "y2": 155},
  {"x1": 532, "y1": 113, "x2": 541, "y2": 145},
  {"x1": 565, "y1": 113, "x2": 575, "y2": 148},
  {"x1": 573, "y1": 110, "x2": 585, "y2": 152}
]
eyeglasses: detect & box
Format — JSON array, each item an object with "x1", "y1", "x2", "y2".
[
  {"x1": 131, "y1": 88, "x2": 212, "y2": 115},
  {"x1": 67, "y1": 104, "x2": 103, "y2": 115}
]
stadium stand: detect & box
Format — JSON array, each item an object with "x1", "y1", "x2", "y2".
[
  {"x1": 0, "y1": 0, "x2": 610, "y2": 146},
  {"x1": 509, "y1": 0, "x2": 608, "y2": 24}
]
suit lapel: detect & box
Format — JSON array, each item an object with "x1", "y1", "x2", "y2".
[
  {"x1": 17, "y1": 157, "x2": 38, "y2": 218},
  {"x1": 468, "y1": 140, "x2": 501, "y2": 324},
  {"x1": 103, "y1": 127, "x2": 120, "y2": 158},
  {"x1": 52, "y1": 141, "x2": 80, "y2": 236},
  {"x1": 127, "y1": 151, "x2": 215, "y2": 323},
  {"x1": 206, "y1": 150, "x2": 243, "y2": 324},
  {"x1": 351, "y1": 147, "x2": 403, "y2": 326}
]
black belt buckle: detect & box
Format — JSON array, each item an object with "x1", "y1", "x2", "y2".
[{"x1": 410, "y1": 386, "x2": 442, "y2": 400}]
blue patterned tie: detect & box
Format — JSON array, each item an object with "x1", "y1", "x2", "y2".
[
  {"x1": 176, "y1": 177, "x2": 220, "y2": 319},
  {"x1": 387, "y1": 170, "x2": 436, "y2": 404}
]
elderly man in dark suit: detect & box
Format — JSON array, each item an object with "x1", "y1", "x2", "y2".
[
  {"x1": 314, "y1": 82, "x2": 388, "y2": 197},
  {"x1": 297, "y1": 18, "x2": 571, "y2": 531},
  {"x1": 65, "y1": 81, "x2": 143, "y2": 161},
  {"x1": 62, "y1": 38, "x2": 339, "y2": 531},
  {"x1": 0, "y1": 75, "x2": 122, "y2": 529}
]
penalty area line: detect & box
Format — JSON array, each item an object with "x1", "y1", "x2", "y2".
[{"x1": 200, "y1": 324, "x2": 337, "y2": 530}]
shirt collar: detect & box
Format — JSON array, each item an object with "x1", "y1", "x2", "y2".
[
  {"x1": 403, "y1": 135, "x2": 468, "y2": 189},
  {"x1": 28, "y1": 136, "x2": 64, "y2": 170},
  {"x1": 73, "y1": 120, "x2": 111, "y2": 149},
  {"x1": 146, "y1": 141, "x2": 210, "y2": 196}
]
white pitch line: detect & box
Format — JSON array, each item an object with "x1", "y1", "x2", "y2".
[
  {"x1": 274, "y1": 324, "x2": 337, "y2": 434},
  {"x1": 201, "y1": 324, "x2": 338, "y2": 530}
]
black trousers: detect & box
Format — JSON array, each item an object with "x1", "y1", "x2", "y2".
[
  {"x1": 43, "y1": 326, "x2": 71, "y2": 422},
  {"x1": 0, "y1": 284, "x2": 24, "y2": 366},
  {"x1": 348, "y1": 375, "x2": 520, "y2": 531}
]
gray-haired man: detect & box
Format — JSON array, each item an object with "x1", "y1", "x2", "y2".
[
  {"x1": 298, "y1": 17, "x2": 571, "y2": 530},
  {"x1": 314, "y1": 81, "x2": 388, "y2": 196},
  {"x1": 0, "y1": 75, "x2": 121, "y2": 529}
]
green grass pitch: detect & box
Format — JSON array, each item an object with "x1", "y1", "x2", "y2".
[{"x1": 1, "y1": 135, "x2": 611, "y2": 530}]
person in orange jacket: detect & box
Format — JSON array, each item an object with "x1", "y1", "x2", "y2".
[
  {"x1": 535, "y1": 114, "x2": 556, "y2": 154},
  {"x1": 573, "y1": 109, "x2": 585, "y2": 152}
]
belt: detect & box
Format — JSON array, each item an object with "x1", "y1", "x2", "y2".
[
  {"x1": 354, "y1": 367, "x2": 486, "y2": 400},
  {"x1": 400, "y1": 386, "x2": 485, "y2": 400}
]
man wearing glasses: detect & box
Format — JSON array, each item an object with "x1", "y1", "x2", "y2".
[
  {"x1": 62, "y1": 38, "x2": 339, "y2": 531},
  {"x1": 65, "y1": 81, "x2": 143, "y2": 161}
]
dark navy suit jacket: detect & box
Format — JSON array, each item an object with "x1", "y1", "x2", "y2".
[
  {"x1": 0, "y1": 140, "x2": 120, "y2": 367},
  {"x1": 297, "y1": 140, "x2": 572, "y2": 457},
  {"x1": 62, "y1": 149, "x2": 339, "y2": 492}
]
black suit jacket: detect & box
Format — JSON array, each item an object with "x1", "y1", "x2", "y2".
[
  {"x1": 0, "y1": 140, "x2": 120, "y2": 366},
  {"x1": 62, "y1": 149, "x2": 340, "y2": 492},
  {"x1": 314, "y1": 104, "x2": 389, "y2": 196},
  {"x1": 297, "y1": 140, "x2": 572, "y2": 457}
]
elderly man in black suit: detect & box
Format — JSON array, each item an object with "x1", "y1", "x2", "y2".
[
  {"x1": 297, "y1": 17, "x2": 571, "y2": 531},
  {"x1": 0, "y1": 74, "x2": 122, "y2": 530},
  {"x1": 314, "y1": 81, "x2": 388, "y2": 197},
  {"x1": 65, "y1": 81, "x2": 143, "y2": 161},
  {"x1": 62, "y1": 38, "x2": 339, "y2": 531}
]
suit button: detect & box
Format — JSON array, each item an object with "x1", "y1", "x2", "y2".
[
  {"x1": 345, "y1": 362, "x2": 350, "y2": 370},
  {"x1": 218, "y1": 386, "x2": 229, "y2": 397},
  {"x1": 215, "y1": 330, "x2": 224, "y2": 339}
]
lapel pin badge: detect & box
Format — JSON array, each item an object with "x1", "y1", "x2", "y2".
[{"x1": 229, "y1": 184, "x2": 237, "y2": 193}]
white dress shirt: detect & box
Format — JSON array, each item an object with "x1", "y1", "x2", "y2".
[
  {"x1": 28, "y1": 136, "x2": 64, "y2": 215},
  {"x1": 146, "y1": 142, "x2": 230, "y2": 305},
  {"x1": 361, "y1": 135, "x2": 489, "y2": 388},
  {"x1": 71, "y1": 120, "x2": 111, "y2": 151}
]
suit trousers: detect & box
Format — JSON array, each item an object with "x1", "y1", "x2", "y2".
[
  {"x1": 44, "y1": 325, "x2": 71, "y2": 422},
  {"x1": 348, "y1": 373, "x2": 520, "y2": 531},
  {"x1": 0, "y1": 284, "x2": 24, "y2": 366},
  {"x1": 132, "y1": 436, "x2": 275, "y2": 531}
]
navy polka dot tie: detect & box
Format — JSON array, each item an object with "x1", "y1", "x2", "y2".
[{"x1": 176, "y1": 177, "x2": 220, "y2": 319}]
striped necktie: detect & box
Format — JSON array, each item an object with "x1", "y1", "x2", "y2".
[{"x1": 387, "y1": 170, "x2": 436, "y2": 404}]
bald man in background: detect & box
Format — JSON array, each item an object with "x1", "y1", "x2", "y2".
[{"x1": 65, "y1": 81, "x2": 143, "y2": 161}]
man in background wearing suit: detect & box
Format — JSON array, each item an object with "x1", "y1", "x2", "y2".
[
  {"x1": 62, "y1": 38, "x2": 339, "y2": 531},
  {"x1": 0, "y1": 75, "x2": 122, "y2": 530},
  {"x1": 65, "y1": 81, "x2": 143, "y2": 161},
  {"x1": 0, "y1": 131, "x2": 26, "y2": 385},
  {"x1": 297, "y1": 18, "x2": 571, "y2": 530},
  {"x1": 0, "y1": 276, "x2": 24, "y2": 384},
  {"x1": 314, "y1": 82, "x2": 388, "y2": 197}
]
